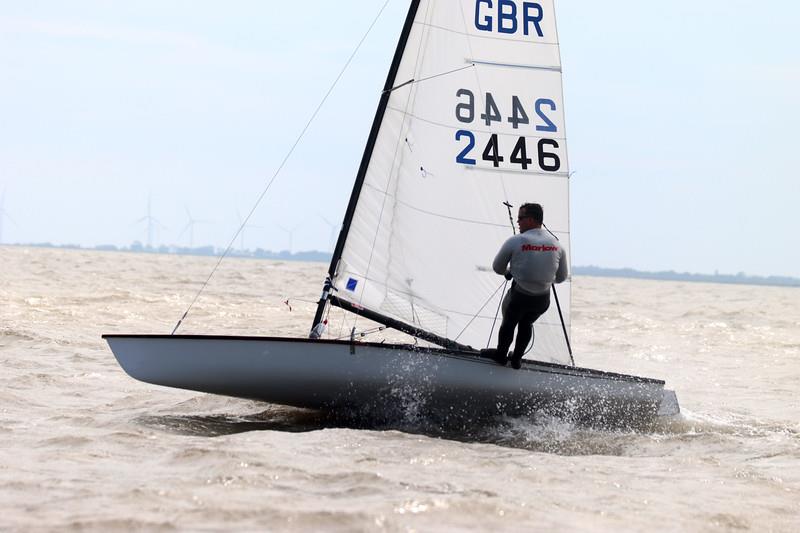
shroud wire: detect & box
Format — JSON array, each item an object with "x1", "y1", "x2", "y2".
[{"x1": 170, "y1": 0, "x2": 393, "y2": 335}]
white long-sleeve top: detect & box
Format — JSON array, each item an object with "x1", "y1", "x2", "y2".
[{"x1": 492, "y1": 228, "x2": 569, "y2": 295}]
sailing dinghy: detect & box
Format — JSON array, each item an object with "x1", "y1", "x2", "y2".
[{"x1": 105, "y1": 0, "x2": 679, "y2": 425}]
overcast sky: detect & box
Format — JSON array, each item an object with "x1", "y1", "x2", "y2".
[{"x1": 1, "y1": 1, "x2": 798, "y2": 277}]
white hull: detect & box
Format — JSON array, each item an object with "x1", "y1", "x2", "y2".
[{"x1": 104, "y1": 335, "x2": 678, "y2": 425}]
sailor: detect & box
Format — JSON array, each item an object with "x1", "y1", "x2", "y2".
[{"x1": 489, "y1": 203, "x2": 568, "y2": 369}]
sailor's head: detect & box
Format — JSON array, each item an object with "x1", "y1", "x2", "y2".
[{"x1": 517, "y1": 203, "x2": 543, "y2": 232}]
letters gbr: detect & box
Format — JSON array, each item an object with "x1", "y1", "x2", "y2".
[{"x1": 474, "y1": 0, "x2": 544, "y2": 36}]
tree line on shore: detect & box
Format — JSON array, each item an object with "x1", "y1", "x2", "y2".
[{"x1": 6, "y1": 242, "x2": 799, "y2": 288}]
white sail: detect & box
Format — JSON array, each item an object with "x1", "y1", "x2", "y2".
[{"x1": 331, "y1": 0, "x2": 572, "y2": 365}]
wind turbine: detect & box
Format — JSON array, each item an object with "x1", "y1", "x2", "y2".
[
  {"x1": 276, "y1": 223, "x2": 300, "y2": 254},
  {"x1": 319, "y1": 214, "x2": 341, "y2": 253},
  {"x1": 236, "y1": 210, "x2": 263, "y2": 252},
  {"x1": 177, "y1": 207, "x2": 210, "y2": 248},
  {"x1": 0, "y1": 188, "x2": 19, "y2": 245},
  {"x1": 135, "y1": 195, "x2": 166, "y2": 248}
]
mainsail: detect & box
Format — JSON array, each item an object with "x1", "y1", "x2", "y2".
[{"x1": 316, "y1": 0, "x2": 572, "y2": 365}]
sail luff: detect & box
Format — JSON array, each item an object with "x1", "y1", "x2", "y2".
[
  {"x1": 312, "y1": 0, "x2": 423, "y2": 331},
  {"x1": 551, "y1": 2, "x2": 574, "y2": 363}
]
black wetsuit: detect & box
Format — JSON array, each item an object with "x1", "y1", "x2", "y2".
[
  {"x1": 496, "y1": 283, "x2": 550, "y2": 366},
  {"x1": 492, "y1": 228, "x2": 567, "y2": 367}
]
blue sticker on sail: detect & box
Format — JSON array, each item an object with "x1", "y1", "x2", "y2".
[{"x1": 346, "y1": 278, "x2": 358, "y2": 292}]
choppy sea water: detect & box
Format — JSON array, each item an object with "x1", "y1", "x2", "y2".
[{"x1": 1, "y1": 246, "x2": 798, "y2": 531}]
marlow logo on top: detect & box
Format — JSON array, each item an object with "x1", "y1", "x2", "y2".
[
  {"x1": 474, "y1": 0, "x2": 546, "y2": 37},
  {"x1": 522, "y1": 244, "x2": 558, "y2": 252}
]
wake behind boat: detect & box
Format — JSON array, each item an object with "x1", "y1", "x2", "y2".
[{"x1": 105, "y1": 0, "x2": 679, "y2": 426}]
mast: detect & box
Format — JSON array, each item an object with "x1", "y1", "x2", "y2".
[{"x1": 312, "y1": 0, "x2": 422, "y2": 332}]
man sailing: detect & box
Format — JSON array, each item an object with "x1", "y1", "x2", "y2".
[{"x1": 489, "y1": 203, "x2": 568, "y2": 369}]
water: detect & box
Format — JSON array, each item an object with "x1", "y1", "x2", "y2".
[{"x1": 2, "y1": 246, "x2": 798, "y2": 531}]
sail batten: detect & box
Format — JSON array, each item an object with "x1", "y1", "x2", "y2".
[
  {"x1": 414, "y1": 20, "x2": 560, "y2": 46},
  {"x1": 385, "y1": 106, "x2": 568, "y2": 142},
  {"x1": 322, "y1": 0, "x2": 572, "y2": 364},
  {"x1": 469, "y1": 59, "x2": 561, "y2": 71}
]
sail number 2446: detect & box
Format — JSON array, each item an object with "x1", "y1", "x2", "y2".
[{"x1": 454, "y1": 89, "x2": 561, "y2": 173}]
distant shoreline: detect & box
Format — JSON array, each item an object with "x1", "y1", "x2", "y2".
[
  {"x1": 2, "y1": 241, "x2": 332, "y2": 263},
  {"x1": 4, "y1": 242, "x2": 799, "y2": 289},
  {"x1": 571, "y1": 266, "x2": 800, "y2": 289}
]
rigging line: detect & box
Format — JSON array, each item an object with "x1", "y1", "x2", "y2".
[
  {"x1": 336, "y1": 270, "x2": 509, "y2": 320},
  {"x1": 415, "y1": 63, "x2": 476, "y2": 84},
  {"x1": 523, "y1": 328, "x2": 534, "y2": 356},
  {"x1": 319, "y1": 300, "x2": 332, "y2": 339},
  {"x1": 383, "y1": 64, "x2": 476, "y2": 94},
  {"x1": 486, "y1": 279, "x2": 508, "y2": 349},
  {"x1": 486, "y1": 201, "x2": 517, "y2": 347},
  {"x1": 336, "y1": 304, "x2": 348, "y2": 340},
  {"x1": 334, "y1": 289, "x2": 564, "y2": 326},
  {"x1": 453, "y1": 280, "x2": 507, "y2": 342},
  {"x1": 356, "y1": 8, "x2": 432, "y2": 312},
  {"x1": 456, "y1": 4, "x2": 483, "y2": 121},
  {"x1": 465, "y1": 165, "x2": 569, "y2": 178},
  {"x1": 551, "y1": 4, "x2": 574, "y2": 366},
  {"x1": 357, "y1": 0, "x2": 433, "y2": 319},
  {"x1": 169, "y1": 0, "x2": 393, "y2": 335},
  {"x1": 453, "y1": 1, "x2": 515, "y2": 216},
  {"x1": 361, "y1": 182, "x2": 508, "y2": 227},
  {"x1": 456, "y1": 1, "x2": 509, "y2": 205},
  {"x1": 338, "y1": 264, "x2": 570, "y2": 322},
  {"x1": 334, "y1": 325, "x2": 386, "y2": 341},
  {"x1": 542, "y1": 222, "x2": 574, "y2": 365}
]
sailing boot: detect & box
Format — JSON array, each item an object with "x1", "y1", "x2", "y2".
[
  {"x1": 509, "y1": 351, "x2": 523, "y2": 370},
  {"x1": 480, "y1": 348, "x2": 508, "y2": 366}
]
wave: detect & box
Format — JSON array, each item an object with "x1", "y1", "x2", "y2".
[
  {"x1": 134, "y1": 405, "x2": 328, "y2": 438},
  {"x1": 0, "y1": 326, "x2": 39, "y2": 343},
  {"x1": 661, "y1": 409, "x2": 800, "y2": 440},
  {"x1": 63, "y1": 519, "x2": 178, "y2": 530},
  {"x1": 37, "y1": 435, "x2": 94, "y2": 448},
  {"x1": 127, "y1": 400, "x2": 799, "y2": 460}
]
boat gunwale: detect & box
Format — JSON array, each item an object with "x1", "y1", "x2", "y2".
[{"x1": 102, "y1": 334, "x2": 666, "y2": 386}]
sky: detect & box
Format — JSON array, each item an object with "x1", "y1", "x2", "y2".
[{"x1": 0, "y1": 1, "x2": 798, "y2": 277}]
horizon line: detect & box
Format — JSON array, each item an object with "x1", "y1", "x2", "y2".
[{"x1": 3, "y1": 242, "x2": 799, "y2": 288}]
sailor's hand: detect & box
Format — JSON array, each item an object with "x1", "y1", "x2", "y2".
[{"x1": 504, "y1": 271, "x2": 513, "y2": 280}]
